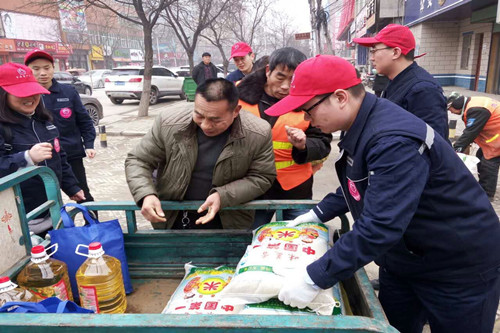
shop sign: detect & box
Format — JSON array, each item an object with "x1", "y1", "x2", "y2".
[
  {"x1": 404, "y1": 0, "x2": 471, "y2": 26},
  {"x1": 0, "y1": 39, "x2": 16, "y2": 52},
  {"x1": 90, "y1": 45, "x2": 104, "y2": 60}
]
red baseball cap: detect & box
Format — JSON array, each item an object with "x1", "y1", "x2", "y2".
[
  {"x1": 265, "y1": 55, "x2": 361, "y2": 117},
  {"x1": 0, "y1": 63, "x2": 50, "y2": 97},
  {"x1": 24, "y1": 48, "x2": 54, "y2": 66},
  {"x1": 353, "y1": 24, "x2": 415, "y2": 55},
  {"x1": 229, "y1": 42, "x2": 253, "y2": 60}
]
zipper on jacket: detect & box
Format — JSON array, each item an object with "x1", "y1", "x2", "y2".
[
  {"x1": 336, "y1": 149, "x2": 354, "y2": 214},
  {"x1": 31, "y1": 119, "x2": 49, "y2": 167}
]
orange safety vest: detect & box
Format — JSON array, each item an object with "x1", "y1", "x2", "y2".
[
  {"x1": 463, "y1": 96, "x2": 500, "y2": 159},
  {"x1": 239, "y1": 100, "x2": 313, "y2": 190}
]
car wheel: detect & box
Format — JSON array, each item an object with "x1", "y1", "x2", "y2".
[
  {"x1": 149, "y1": 87, "x2": 159, "y2": 105},
  {"x1": 84, "y1": 86, "x2": 92, "y2": 95},
  {"x1": 179, "y1": 91, "x2": 186, "y2": 100},
  {"x1": 84, "y1": 103, "x2": 100, "y2": 126},
  {"x1": 110, "y1": 97, "x2": 124, "y2": 105},
  {"x1": 98, "y1": 80, "x2": 104, "y2": 88}
]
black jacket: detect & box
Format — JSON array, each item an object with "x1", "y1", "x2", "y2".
[
  {"x1": 0, "y1": 112, "x2": 80, "y2": 214},
  {"x1": 42, "y1": 79, "x2": 96, "y2": 160},
  {"x1": 192, "y1": 62, "x2": 218, "y2": 86}
]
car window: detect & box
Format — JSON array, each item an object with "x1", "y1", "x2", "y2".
[
  {"x1": 58, "y1": 73, "x2": 74, "y2": 82},
  {"x1": 111, "y1": 69, "x2": 141, "y2": 75},
  {"x1": 152, "y1": 68, "x2": 164, "y2": 76},
  {"x1": 165, "y1": 69, "x2": 176, "y2": 77}
]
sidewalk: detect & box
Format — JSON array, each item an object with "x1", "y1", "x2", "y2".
[{"x1": 101, "y1": 100, "x2": 192, "y2": 137}]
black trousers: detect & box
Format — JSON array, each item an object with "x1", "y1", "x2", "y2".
[
  {"x1": 476, "y1": 148, "x2": 500, "y2": 198},
  {"x1": 68, "y1": 158, "x2": 95, "y2": 203}
]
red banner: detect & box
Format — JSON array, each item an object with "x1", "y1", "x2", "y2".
[
  {"x1": 0, "y1": 39, "x2": 16, "y2": 52},
  {"x1": 15, "y1": 40, "x2": 72, "y2": 55}
]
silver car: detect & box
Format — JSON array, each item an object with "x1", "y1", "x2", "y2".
[{"x1": 79, "y1": 94, "x2": 103, "y2": 126}]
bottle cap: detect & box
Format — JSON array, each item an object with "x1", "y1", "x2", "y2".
[
  {"x1": 88, "y1": 242, "x2": 105, "y2": 258},
  {"x1": 31, "y1": 245, "x2": 48, "y2": 261},
  {"x1": 0, "y1": 276, "x2": 17, "y2": 293}
]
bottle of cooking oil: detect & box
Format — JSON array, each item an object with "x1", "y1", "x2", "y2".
[
  {"x1": 16, "y1": 244, "x2": 73, "y2": 301},
  {"x1": 75, "y1": 242, "x2": 127, "y2": 314},
  {"x1": 0, "y1": 276, "x2": 39, "y2": 306}
]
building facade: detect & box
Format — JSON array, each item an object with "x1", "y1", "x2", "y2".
[{"x1": 333, "y1": 0, "x2": 500, "y2": 94}]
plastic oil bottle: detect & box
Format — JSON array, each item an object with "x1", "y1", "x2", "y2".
[
  {"x1": 0, "y1": 276, "x2": 39, "y2": 306},
  {"x1": 17, "y1": 244, "x2": 73, "y2": 301},
  {"x1": 75, "y1": 242, "x2": 127, "y2": 314}
]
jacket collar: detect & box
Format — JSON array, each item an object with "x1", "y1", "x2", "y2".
[
  {"x1": 388, "y1": 62, "x2": 417, "y2": 88},
  {"x1": 47, "y1": 78, "x2": 61, "y2": 93},
  {"x1": 339, "y1": 93, "x2": 377, "y2": 155}
]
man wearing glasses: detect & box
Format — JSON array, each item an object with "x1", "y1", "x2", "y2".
[
  {"x1": 354, "y1": 24, "x2": 449, "y2": 139},
  {"x1": 267, "y1": 55, "x2": 500, "y2": 333}
]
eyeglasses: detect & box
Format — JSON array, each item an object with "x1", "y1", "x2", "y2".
[
  {"x1": 302, "y1": 93, "x2": 332, "y2": 116},
  {"x1": 369, "y1": 47, "x2": 393, "y2": 55}
]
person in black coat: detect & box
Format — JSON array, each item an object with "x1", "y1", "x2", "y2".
[
  {"x1": 191, "y1": 52, "x2": 218, "y2": 86},
  {"x1": 0, "y1": 63, "x2": 84, "y2": 236}
]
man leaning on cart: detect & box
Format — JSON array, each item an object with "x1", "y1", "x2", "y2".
[{"x1": 125, "y1": 78, "x2": 276, "y2": 230}]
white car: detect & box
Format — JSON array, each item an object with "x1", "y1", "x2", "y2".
[
  {"x1": 80, "y1": 69, "x2": 112, "y2": 89},
  {"x1": 104, "y1": 66, "x2": 185, "y2": 105}
]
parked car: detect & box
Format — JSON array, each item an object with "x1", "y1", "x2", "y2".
[
  {"x1": 79, "y1": 70, "x2": 112, "y2": 89},
  {"x1": 104, "y1": 66, "x2": 185, "y2": 105},
  {"x1": 54, "y1": 71, "x2": 92, "y2": 95},
  {"x1": 169, "y1": 65, "x2": 225, "y2": 78},
  {"x1": 79, "y1": 94, "x2": 103, "y2": 126}
]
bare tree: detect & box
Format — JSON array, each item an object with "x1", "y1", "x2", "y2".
[
  {"x1": 229, "y1": 0, "x2": 271, "y2": 54},
  {"x1": 85, "y1": 0, "x2": 173, "y2": 117},
  {"x1": 163, "y1": 0, "x2": 231, "y2": 72}
]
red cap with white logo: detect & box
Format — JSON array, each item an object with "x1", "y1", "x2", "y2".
[{"x1": 0, "y1": 63, "x2": 50, "y2": 98}]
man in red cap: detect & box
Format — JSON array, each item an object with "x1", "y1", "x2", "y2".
[
  {"x1": 24, "y1": 49, "x2": 97, "y2": 207},
  {"x1": 226, "y1": 42, "x2": 254, "y2": 83},
  {"x1": 266, "y1": 55, "x2": 500, "y2": 333},
  {"x1": 353, "y1": 24, "x2": 449, "y2": 140}
]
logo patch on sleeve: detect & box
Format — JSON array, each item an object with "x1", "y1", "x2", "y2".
[{"x1": 466, "y1": 118, "x2": 475, "y2": 127}]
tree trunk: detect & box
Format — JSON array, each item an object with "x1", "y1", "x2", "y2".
[
  {"x1": 138, "y1": 26, "x2": 153, "y2": 117},
  {"x1": 188, "y1": 53, "x2": 195, "y2": 75},
  {"x1": 322, "y1": 20, "x2": 334, "y2": 55}
]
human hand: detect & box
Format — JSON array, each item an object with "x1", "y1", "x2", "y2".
[
  {"x1": 141, "y1": 195, "x2": 166, "y2": 223},
  {"x1": 276, "y1": 267, "x2": 320, "y2": 309},
  {"x1": 86, "y1": 149, "x2": 96, "y2": 159},
  {"x1": 196, "y1": 192, "x2": 221, "y2": 225},
  {"x1": 29, "y1": 142, "x2": 53, "y2": 163},
  {"x1": 70, "y1": 190, "x2": 86, "y2": 201},
  {"x1": 287, "y1": 209, "x2": 321, "y2": 227},
  {"x1": 285, "y1": 125, "x2": 306, "y2": 150}
]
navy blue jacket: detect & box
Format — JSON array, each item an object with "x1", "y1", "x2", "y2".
[
  {"x1": 0, "y1": 113, "x2": 80, "y2": 214},
  {"x1": 383, "y1": 62, "x2": 449, "y2": 139},
  {"x1": 42, "y1": 79, "x2": 96, "y2": 160},
  {"x1": 226, "y1": 69, "x2": 245, "y2": 83},
  {"x1": 309, "y1": 93, "x2": 500, "y2": 289}
]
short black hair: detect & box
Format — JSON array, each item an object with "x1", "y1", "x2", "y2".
[
  {"x1": 268, "y1": 47, "x2": 307, "y2": 72},
  {"x1": 450, "y1": 96, "x2": 466, "y2": 110},
  {"x1": 403, "y1": 49, "x2": 415, "y2": 61},
  {"x1": 202, "y1": 52, "x2": 211, "y2": 57},
  {"x1": 195, "y1": 78, "x2": 239, "y2": 110},
  {"x1": 347, "y1": 83, "x2": 366, "y2": 98}
]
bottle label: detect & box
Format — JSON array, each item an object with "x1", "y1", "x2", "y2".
[
  {"x1": 79, "y1": 285, "x2": 100, "y2": 313},
  {"x1": 28, "y1": 279, "x2": 69, "y2": 301}
]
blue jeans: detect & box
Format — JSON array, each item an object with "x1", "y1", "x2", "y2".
[{"x1": 252, "y1": 208, "x2": 309, "y2": 229}]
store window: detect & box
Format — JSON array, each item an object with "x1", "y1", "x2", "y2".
[{"x1": 461, "y1": 32, "x2": 472, "y2": 70}]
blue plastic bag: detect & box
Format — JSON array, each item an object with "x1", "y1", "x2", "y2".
[
  {"x1": 48, "y1": 203, "x2": 133, "y2": 301},
  {"x1": 0, "y1": 297, "x2": 94, "y2": 313}
]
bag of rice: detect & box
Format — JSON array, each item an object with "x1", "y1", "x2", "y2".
[
  {"x1": 220, "y1": 222, "x2": 339, "y2": 315},
  {"x1": 162, "y1": 263, "x2": 244, "y2": 314}
]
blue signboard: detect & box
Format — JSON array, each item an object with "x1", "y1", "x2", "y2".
[{"x1": 404, "y1": 0, "x2": 471, "y2": 26}]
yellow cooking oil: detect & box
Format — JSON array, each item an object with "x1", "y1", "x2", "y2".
[
  {"x1": 16, "y1": 244, "x2": 73, "y2": 301},
  {"x1": 0, "y1": 276, "x2": 39, "y2": 306},
  {"x1": 75, "y1": 242, "x2": 127, "y2": 314}
]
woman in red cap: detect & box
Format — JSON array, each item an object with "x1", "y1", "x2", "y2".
[{"x1": 0, "y1": 63, "x2": 84, "y2": 237}]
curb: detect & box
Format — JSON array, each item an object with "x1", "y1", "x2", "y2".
[{"x1": 107, "y1": 131, "x2": 146, "y2": 137}]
